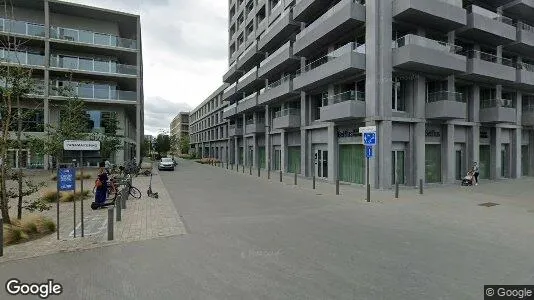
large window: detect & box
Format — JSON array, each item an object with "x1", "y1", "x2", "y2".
[
  {"x1": 287, "y1": 147, "x2": 301, "y2": 173},
  {"x1": 522, "y1": 145, "x2": 530, "y2": 176},
  {"x1": 479, "y1": 145, "x2": 491, "y2": 179}
]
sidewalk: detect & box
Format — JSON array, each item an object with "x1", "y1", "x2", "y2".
[{"x1": 0, "y1": 171, "x2": 186, "y2": 263}]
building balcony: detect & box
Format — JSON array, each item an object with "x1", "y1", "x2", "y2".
[
  {"x1": 258, "y1": 41, "x2": 300, "y2": 79},
  {"x1": 293, "y1": 0, "x2": 332, "y2": 23},
  {"x1": 0, "y1": 18, "x2": 45, "y2": 39},
  {"x1": 49, "y1": 26, "x2": 137, "y2": 51},
  {"x1": 228, "y1": 124, "x2": 243, "y2": 136},
  {"x1": 245, "y1": 120, "x2": 266, "y2": 134},
  {"x1": 258, "y1": 8, "x2": 299, "y2": 53},
  {"x1": 269, "y1": 1, "x2": 284, "y2": 25},
  {"x1": 502, "y1": 0, "x2": 534, "y2": 23},
  {"x1": 505, "y1": 23, "x2": 534, "y2": 57},
  {"x1": 523, "y1": 102, "x2": 534, "y2": 126},
  {"x1": 236, "y1": 92, "x2": 259, "y2": 114},
  {"x1": 49, "y1": 55, "x2": 137, "y2": 77},
  {"x1": 223, "y1": 103, "x2": 238, "y2": 119},
  {"x1": 236, "y1": 67, "x2": 264, "y2": 95},
  {"x1": 479, "y1": 99, "x2": 517, "y2": 123},
  {"x1": 392, "y1": 34, "x2": 466, "y2": 75},
  {"x1": 49, "y1": 81, "x2": 137, "y2": 102},
  {"x1": 236, "y1": 41, "x2": 265, "y2": 72},
  {"x1": 516, "y1": 63, "x2": 534, "y2": 90},
  {"x1": 222, "y1": 82, "x2": 239, "y2": 102},
  {"x1": 393, "y1": 0, "x2": 467, "y2": 31},
  {"x1": 0, "y1": 49, "x2": 45, "y2": 69},
  {"x1": 258, "y1": 75, "x2": 298, "y2": 105},
  {"x1": 223, "y1": 60, "x2": 243, "y2": 83},
  {"x1": 319, "y1": 91, "x2": 366, "y2": 121},
  {"x1": 293, "y1": 0, "x2": 365, "y2": 57},
  {"x1": 459, "y1": 50, "x2": 517, "y2": 84},
  {"x1": 425, "y1": 91, "x2": 467, "y2": 119},
  {"x1": 293, "y1": 42, "x2": 365, "y2": 91},
  {"x1": 272, "y1": 108, "x2": 301, "y2": 129},
  {"x1": 456, "y1": 5, "x2": 516, "y2": 46}
]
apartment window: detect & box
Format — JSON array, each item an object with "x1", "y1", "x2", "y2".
[
  {"x1": 246, "y1": 21, "x2": 254, "y2": 39},
  {"x1": 256, "y1": 6, "x2": 266, "y2": 24},
  {"x1": 237, "y1": 13, "x2": 244, "y2": 30},
  {"x1": 311, "y1": 92, "x2": 328, "y2": 121},
  {"x1": 230, "y1": 42, "x2": 236, "y2": 56},
  {"x1": 392, "y1": 78, "x2": 407, "y2": 111},
  {"x1": 230, "y1": 4, "x2": 236, "y2": 19},
  {"x1": 237, "y1": 33, "x2": 244, "y2": 48},
  {"x1": 246, "y1": 0, "x2": 254, "y2": 16},
  {"x1": 270, "y1": 0, "x2": 280, "y2": 11}
]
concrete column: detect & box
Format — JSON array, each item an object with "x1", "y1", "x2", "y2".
[
  {"x1": 327, "y1": 123, "x2": 338, "y2": 183},
  {"x1": 512, "y1": 128, "x2": 522, "y2": 178},
  {"x1": 265, "y1": 105, "x2": 270, "y2": 169},
  {"x1": 474, "y1": 44, "x2": 481, "y2": 58},
  {"x1": 413, "y1": 74, "x2": 426, "y2": 186},
  {"x1": 377, "y1": 121, "x2": 393, "y2": 189},
  {"x1": 491, "y1": 127, "x2": 502, "y2": 179},
  {"x1": 444, "y1": 124, "x2": 455, "y2": 183},
  {"x1": 253, "y1": 133, "x2": 258, "y2": 168},
  {"x1": 447, "y1": 31, "x2": 455, "y2": 45},
  {"x1": 447, "y1": 75, "x2": 455, "y2": 97},
  {"x1": 300, "y1": 128, "x2": 308, "y2": 176},
  {"x1": 281, "y1": 130, "x2": 287, "y2": 172},
  {"x1": 496, "y1": 85, "x2": 503, "y2": 100},
  {"x1": 234, "y1": 137, "x2": 239, "y2": 165},
  {"x1": 496, "y1": 45, "x2": 503, "y2": 64},
  {"x1": 469, "y1": 85, "x2": 480, "y2": 122}
]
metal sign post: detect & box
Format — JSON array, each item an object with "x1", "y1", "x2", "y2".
[
  {"x1": 58, "y1": 167, "x2": 76, "y2": 239},
  {"x1": 63, "y1": 140, "x2": 100, "y2": 238},
  {"x1": 360, "y1": 126, "x2": 377, "y2": 203}
]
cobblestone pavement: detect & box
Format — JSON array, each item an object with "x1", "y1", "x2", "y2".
[{"x1": 0, "y1": 170, "x2": 186, "y2": 263}]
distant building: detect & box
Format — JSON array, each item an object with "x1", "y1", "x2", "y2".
[{"x1": 170, "y1": 112, "x2": 190, "y2": 154}]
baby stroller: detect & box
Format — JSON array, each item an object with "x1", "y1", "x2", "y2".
[{"x1": 461, "y1": 171, "x2": 474, "y2": 186}]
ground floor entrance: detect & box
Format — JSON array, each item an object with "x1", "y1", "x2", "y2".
[{"x1": 338, "y1": 144, "x2": 364, "y2": 184}]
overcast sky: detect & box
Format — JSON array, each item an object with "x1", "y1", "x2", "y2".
[{"x1": 66, "y1": 0, "x2": 228, "y2": 136}]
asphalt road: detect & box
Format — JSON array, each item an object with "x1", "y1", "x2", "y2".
[{"x1": 1, "y1": 159, "x2": 533, "y2": 300}]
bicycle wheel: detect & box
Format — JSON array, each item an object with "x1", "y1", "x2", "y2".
[
  {"x1": 107, "y1": 185, "x2": 117, "y2": 201},
  {"x1": 129, "y1": 186, "x2": 142, "y2": 199}
]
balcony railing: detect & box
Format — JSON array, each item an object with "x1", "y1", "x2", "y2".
[
  {"x1": 518, "y1": 62, "x2": 534, "y2": 72},
  {"x1": 297, "y1": 42, "x2": 364, "y2": 75},
  {"x1": 524, "y1": 102, "x2": 534, "y2": 112},
  {"x1": 0, "y1": 18, "x2": 45, "y2": 37},
  {"x1": 241, "y1": 92, "x2": 257, "y2": 103},
  {"x1": 480, "y1": 99, "x2": 515, "y2": 109},
  {"x1": 224, "y1": 82, "x2": 237, "y2": 93},
  {"x1": 519, "y1": 22, "x2": 534, "y2": 33},
  {"x1": 296, "y1": 0, "x2": 365, "y2": 40},
  {"x1": 427, "y1": 91, "x2": 466, "y2": 103},
  {"x1": 260, "y1": 41, "x2": 291, "y2": 67},
  {"x1": 223, "y1": 102, "x2": 237, "y2": 112},
  {"x1": 50, "y1": 26, "x2": 137, "y2": 49},
  {"x1": 0, "y1": 49, "x2": 45, "y2": 66},
  {"x1": 49, "y1": 82, "x2": 137, "y2": 101},
  {"x1": 238, "y1": 66, "x2": 258, "y2": 82},
  {"x1": 274, "y1": 108, "x2": 300, "y2": 118},
  {"x1": 393, "y1": 0, "x2": 462, "y2": 6},
  {"x1": 463, "y1": 50, "x2": 515, "y2": 67},
  {"x1": 267, "y1": 74, "x2": 292, "y2": 89},
  {"x1": 324, "y1": 90, "x2": 365, "y2": 104},
  {"x1": 467, "y1": 5, "x2": 515, "y2": 27},
  {"x1": 50, "y1": 55, "x2": 137, "y2": 75},
  {"x1": 393, "y1": 34, "x2": 463, "y2": 54}
]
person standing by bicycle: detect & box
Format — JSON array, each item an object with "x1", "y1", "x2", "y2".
[{"x1": 94, "y1": 167, "x2": 108, "y2": 205}]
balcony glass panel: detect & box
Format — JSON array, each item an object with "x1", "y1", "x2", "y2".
[
  {"x1": 79, "y1": 58, "x2": 93, "y2": 71},
  {"x1": 94, "y1": 84, "x2": 110, "y2": 99},
  {"x1": 393, "y1": 34, "x2": 462, "y2": 53},
  {"x1": 297, "y1": 42, "x2": 361, "y2": 75},
  {"x1": 325, "y1": 90, "x2": 365, "y2": 104},
  {"x1": 267, "y1": 74, "x2": 292, "y2": 89},
  {"x1": 427, "y1": 91, "x2": 465, "y2": 103},
  {"x1": 260, "y1": 41, "x2": 290, "y2": 67},
  {"x1": 50, "y1": 26, "x2": 137, "y2": 49},
  {"x1": 27, "y1": 23, "x2": 45, "y2": 37},
  {"x1": 274, "y1": 108, "x2": 300, "y2": 118},
  {"x1": 463, "y1": 50, "x2": 515, "y2": 67},
  {"x1": 79, "y1": 30, "x2": 93, "y2": 44},
  {"x1": 79, "y1": 83, "x2": 94, "y2": 98},
  {"x1": 480, "y1": 99, "x2": 515, "y2": 108},
  {"x1": 518, "y1": 62, "x2": 534, "y2": 72},
  {"x1": 468, "y1": 5, "x2": 515, "y2": 26}
]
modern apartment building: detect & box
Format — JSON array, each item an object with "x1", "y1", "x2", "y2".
[
  {"x1": 1, "y1": 0, "x2": 143, "y2": 169},
  {"x1": 170, "y1": 112, "x2": 190, "y2": 154},
  {"x1": 189, "y1": 84, "x2": 230, "y2": 158}
]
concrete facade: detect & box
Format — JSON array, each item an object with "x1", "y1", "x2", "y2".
[
  {"x1": 170, "y1": 112, "x2": 190, "y2": 154},
  {"x1": 193, "y1": 0, "x2": 534, "y2": 188},
  {"x1": 1, "y1": 0, "x2": 143, "y2": 169}
]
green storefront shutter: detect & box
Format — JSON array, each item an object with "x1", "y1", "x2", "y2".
[
  {"x1": 425, "y1": 144, "x2": 442, "y2": 183},
  {"x1": 288, "y1": 147, "x2": 301, "y2": 173},
  {"x1": 259, "y1": 147, "x2": 266, "y2": 168},
  {"x1": 522, "y1": 146, "x2": 529, "y2": 176},
  {"x1": 479, "y1": 145, "x2": 491, "y2": 179},
  {"x1": 338, "y1": 145, "x2": 364, "y2": 184}
]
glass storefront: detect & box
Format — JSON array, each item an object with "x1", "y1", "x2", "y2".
[
  {"x1": 239, "y1": 147, "x2": 244, "y2": 165},
  {"x1": 479, "y1": 145, "x2": 491, "y2": 179},
  {"x1": 287, "y1": 147, "x2": 301, "y2": 173},
  {"x1": 273, "y1": 149, "x2": 281, "y2": 171},
  {"x1": 391, "y1": 150, "x2": 405, "y2": 185},
  {"x1": 425, "y1": 144, "x2": 441, "y2": 183},
  {"x1": 259, "y1": 147, "x2": 266, "y2": 169},
  {"x1": 522, "y1": 145, "x2": 530, "y2": 176},
  {"x1": 338, "y1": 144, "x2": 364, "y2": 184}
]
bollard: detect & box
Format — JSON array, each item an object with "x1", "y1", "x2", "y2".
[
  {"x1": 231, "y1": 163, "x2": 234, "y2": 170},
  {"x1": 419, "y1": 179, "x2": 423, "y2": 194},
  {"x1": 366, "y1": 184, "x2": 371, "y2": 203},
  {"x1": 249, "y1": 165, "x2": 252, "y2": 175},
  {"x1": 267, "y1": 166, "x2": 271, "y2": 180},
  {"x1": 0, "y1": 218, "x2": 3, "y2": 257},
  {"x1": 116, "y1": 190, "x2": 122, "y2": 222},
  {"x1": 107, "y1": 208, "x2": 114, "y2": 241},
  {"x1": 242, "y1": 164, "x2": 245, "y2": 173},
  {"x1": 294, "y1": 172, "x2": 297, "y2": 185},
  {"x1": 395, "y1": 181, "x2": 399, "y2": 199},
  {"x1": 313, "y1": 175, "x2": 316, "y2": 189},
  {"x1": 279, "y1": 170, "x2": 282, "y2": 182},
  {"x1": 226, "y1": 162, "x2": 229, "y2": 169},
  {"x1": 336, "y1": 179, "x2": 340, "y2": 195},
  {"x1": 122, "y1": 187, "x2": 127, "y2": 209},
  {"x1": 257, "y1": 167, "x2": 260, "y2": 177}
]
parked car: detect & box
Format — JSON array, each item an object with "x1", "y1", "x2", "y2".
[{"x1": 158, "y1": 157, "x2": 175, "y2": 171}]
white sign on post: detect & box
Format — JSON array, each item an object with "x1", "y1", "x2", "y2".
[
  {"x1": 358, "y1": 126, "x2": 377, "y2": 133},
  {"x1": 63, "y1": 140, "x2": 101, "y2": 151}
]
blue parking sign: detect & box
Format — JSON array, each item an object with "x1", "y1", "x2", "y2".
[
  {"x1": 363, "y1": 132, "x2": 377, "y2": 146},
  {"x1": 58, "y1": 168, "x2": 76, "y2": 191},
  {"x1": 365, "y1": 146, "x2": 373, "y2": 158}
]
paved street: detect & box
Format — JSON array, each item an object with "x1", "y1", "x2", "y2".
[{"x1": 1, "y1": 159, "x2": 534, "y2": 299}]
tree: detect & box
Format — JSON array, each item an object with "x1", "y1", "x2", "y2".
[
  {"x1": 179, "y1": 135, "x2": 190, "y2": 155},
  {"x1": 141, "y1": 137, "x2": 151, "y2": 157},
  {"x1": 88, "y1": 112, "x2": 122, "y2": 161},
  {"x1": 154, "y1": 134, "x2": 171, "y2": 155}
]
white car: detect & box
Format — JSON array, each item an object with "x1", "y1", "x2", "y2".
[{"x1": 158, "y1": 157, "x2": 175, "y2": 171}]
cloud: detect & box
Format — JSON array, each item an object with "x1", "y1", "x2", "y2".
[{"x1": 144, "y1": 96, "x2": 191, "y2": 135}]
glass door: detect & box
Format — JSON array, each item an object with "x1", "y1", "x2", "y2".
[
  {"x1": 314, "y1": 149, "x2": 328, "y2": 178},
  {"x1": 273, "y1": 149, "x2": 281, "y2": 171},
  {"x1": 391, "y1": 151, "x2": 405, "y2": 185}
]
